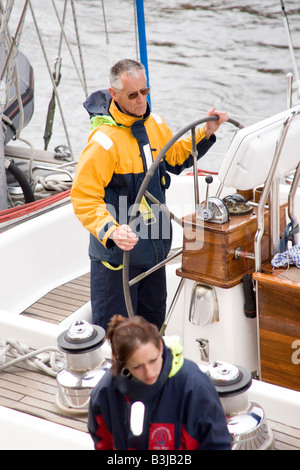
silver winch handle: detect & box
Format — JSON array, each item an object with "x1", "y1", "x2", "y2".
[{"x1": 199, "y1": 175, "x2": 214, "y2": 220}]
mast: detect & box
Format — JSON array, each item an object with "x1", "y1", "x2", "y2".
[{"x1": 135, "y1": 0, "x2": 151, "y2": 105}]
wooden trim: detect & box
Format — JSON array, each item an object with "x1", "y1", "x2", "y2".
[
  {"x1": 255, "y1": 269, "x2": 300, "y2": 391},
  {"x1": 253, "y1": 271, "x2": 300, "y2": 291},
  {"x1": 176, "y1": 267, "x2": 247, "y2": 288}
]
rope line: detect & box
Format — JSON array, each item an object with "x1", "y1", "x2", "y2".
[{"x1": 0, "y1": 338, "x2": 64, "y2": 377}]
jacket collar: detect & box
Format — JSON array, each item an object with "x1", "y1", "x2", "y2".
[
  {"x1": 109, "y1": 98, "x2": 151, "y2": 128},
  {"x1": 83, "y1": 88, "x2": 151, "y2": 129}
]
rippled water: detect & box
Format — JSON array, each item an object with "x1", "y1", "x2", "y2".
[{"x1": 6, "y1": 0, "x2": 300, "y2": 170}]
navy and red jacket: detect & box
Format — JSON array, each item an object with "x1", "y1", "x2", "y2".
[{"x1": 88, "y1": 343, "x2": 232, "y2": 450}]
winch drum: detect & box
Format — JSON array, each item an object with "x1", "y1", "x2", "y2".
[
  {"x1": 56, "y1": 320, "x2": 108, "y2": 413},
  {"x1": 208, "y1": 361, "x2": 274, "y2": 450}
]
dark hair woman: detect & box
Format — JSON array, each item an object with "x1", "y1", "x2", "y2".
[{"x1": 88, "y1": 315, "x2": 232, "y2": 450}]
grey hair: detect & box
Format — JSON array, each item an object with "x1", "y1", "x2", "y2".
[{"x1": 110, "y1": 59, "x2": 146, "y2": 91}]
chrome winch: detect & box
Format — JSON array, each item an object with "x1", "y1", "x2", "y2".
[
  {"x1": 208, "y1": 361, "x2": 274, "y2": 450},
  {"x1": 56, "y1": 320, "x2": 108, "y2": 414}
]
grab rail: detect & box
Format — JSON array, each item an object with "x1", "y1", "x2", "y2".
[{"x1": 254, "y1": 109, "x2": 300, "y2": 272}]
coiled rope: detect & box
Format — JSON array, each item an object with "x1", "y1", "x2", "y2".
[{"x1": 0, "y1": 339, "x2": 65, "y2": 377}]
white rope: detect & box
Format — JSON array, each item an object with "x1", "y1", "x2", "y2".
[
  {"x1": 32, "y1": 174, "x2": 73, "y2": 192},
  {"x1": 0, "y1": 338, "x2": 65, "y2": 377},
  {"x1": 3, "y1": 112, "x2": 74, "y2": 196}
]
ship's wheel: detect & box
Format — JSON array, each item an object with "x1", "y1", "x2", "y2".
[{"x1": 122, "y1": 115, "x2": 242, "y2": 324}]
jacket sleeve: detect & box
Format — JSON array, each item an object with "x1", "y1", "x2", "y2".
[
  {"x1": 88, "y1": 391, "x2": 114, "y2": 450},
  {"x1": 181, "y1": 365, "x2": 232, "y2": 450},
  {"x1": 70, "y1": 131, "x2": 119, "y2": 247},
  {"x1": 160, "y1": 121, "x2": 216, "y2": 175}
]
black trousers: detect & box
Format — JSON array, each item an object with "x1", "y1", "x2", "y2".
[{"x1": 90, "y1": 260, "x2": 167, "y2": 331}]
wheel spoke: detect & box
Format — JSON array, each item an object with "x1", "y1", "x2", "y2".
[
  {"x1": 144, "y1": 190, "x2": 184, "y2": 227},
  {"x1": 128, "y1": 248, "x2": 183, "y2": 287},
  {"x1": 191, "y1": 127, "x2": 200, "y2": 211}
]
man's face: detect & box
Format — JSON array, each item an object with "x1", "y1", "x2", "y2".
[{"x1": 110, "y1": 70, "x2": 149, "y2": 118}]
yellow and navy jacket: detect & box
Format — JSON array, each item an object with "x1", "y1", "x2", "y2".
[{"x1": 71, "y1": 89, "x2": 216, "y2": 268}]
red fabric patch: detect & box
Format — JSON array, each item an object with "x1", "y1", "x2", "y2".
[
  {"x1": 95, "y1": 414, "x2": 114, "y2": 450},
  {"x1": 179, "y1": 424, "x2": 200, "y2": 450},
  {"x1": 148, "y1": 423, "x2": 175, "y2": 450}
]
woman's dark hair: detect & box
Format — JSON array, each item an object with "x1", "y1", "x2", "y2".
[{"x1": 107, "y1": 314, "x2": 161, "y2": 375}]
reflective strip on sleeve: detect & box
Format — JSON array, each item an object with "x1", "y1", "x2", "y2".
[{"x1": 92, "y1": 130, "x2": 113, "y2": 150}]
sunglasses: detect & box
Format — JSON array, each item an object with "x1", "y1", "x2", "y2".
[{"x1": 118, "y1": 86, "x2": 151, "y2": 100}]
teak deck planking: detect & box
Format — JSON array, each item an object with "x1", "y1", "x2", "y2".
[{"x1": 22, "y1": 273, "x2": 91, "y2": 324}]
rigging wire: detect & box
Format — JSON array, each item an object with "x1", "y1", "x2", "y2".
[
  {"x1": 70, "y1": 0, "x2": 88, "y2": 98},
  {"x1": 133, "y1": 0, "x2": 139, "y2": 62},
  {"x1": 0, "y1": 0, "x2": 29, "y2": 115},
  {"x1": 280, "y1": 0, "x2": 300, "y2": 99},
  {"x1": 28, "y1": 0, "x2": 73, "y2": 161},
  {"x1": 43, "y1": 0, "x2": 67, "y2": 150},
  {"x1": 101, "y1": 0, "x2": 112, "y2": 66},
  {"x1": 50, "y1": 0, "x2": 87, "y2": 94}
]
